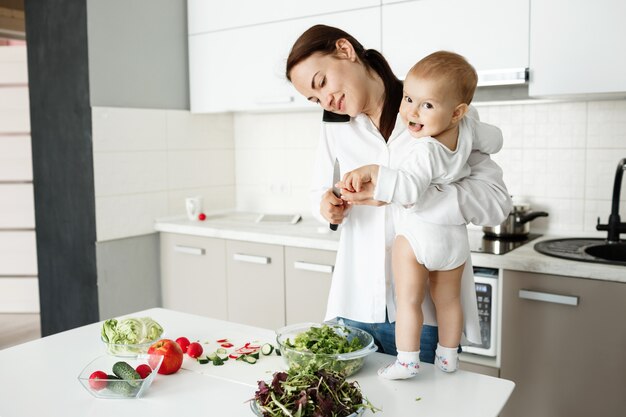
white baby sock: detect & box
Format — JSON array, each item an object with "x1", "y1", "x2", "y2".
[
  {"x1": 378, "y1": 350, "x2": 420, "y2": 380},
  {"x1": 435, "y1": 343, "x2": 459, "y2": 373}
]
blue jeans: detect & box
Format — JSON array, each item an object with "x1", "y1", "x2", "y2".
[{"x1": 337, "y1": 317, "x2": 439, "y2": 364}]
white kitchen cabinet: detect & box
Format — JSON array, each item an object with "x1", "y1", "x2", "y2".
[
  {"x1": 189, "y1": 7, "x2": 381, "y2": 113},
  {"x1": 0, "y1": 184, "x2": 35, "y2": 229},
  {"x1": 382, "y1": 0, "x2": 529, "y2": 80},
  {"x1": 529, "y1": 0, "x2": 626, "y2": 97},
  {"x1": 500, "y1": 270, "x2": 626, "y2": 417},
  {"x1": 160, "y1": 233, "x2": 228, "y2": 319},
  {"x1": 285, "y1": 246, "x2": 336, "y2": 325},
  {"x1": 226, "y1": 240, "x2": 285, "y2": 329},
  {"x1": 0, "y1": 136, "x2": 32, "y2": 182},
  {"x1": 187, "y1": 0, "x2": 379, "y2": 35}
]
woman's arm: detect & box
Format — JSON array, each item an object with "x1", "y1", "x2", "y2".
[{"x1": 344, "y1": 151, "x2": 511, "y2": 226}]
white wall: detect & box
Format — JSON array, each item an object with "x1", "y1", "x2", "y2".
[
  {"x1": 92, "y1": 107, "x2": 235, "y2": 241},
  {"x1": 234, "y1": 99, "x2": 626, "y2": 235}
]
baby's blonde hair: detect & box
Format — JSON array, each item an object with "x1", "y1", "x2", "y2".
[{"x1": 408, "y1": 51, "x2": 477, "y2": 105}]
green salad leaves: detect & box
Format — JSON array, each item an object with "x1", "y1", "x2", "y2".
[
  {"x1": 101, "y1": 317, "x2": 163, "y2": 354},
  {"x1": 285, "y1": 325, "x2": 363, "y2": 355}
]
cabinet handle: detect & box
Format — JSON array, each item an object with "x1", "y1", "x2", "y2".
[
  {"x1": 254, "y1": 96, "x2": 294, "y2": 105},
  {"x1": 293, "y1": 261, "x2": 334, "y2": 274},
  {"x1": 174, "y1": 245, "x2": 205, "y2": 256},
  {"x1": 518, "y1": 289, "x2": 579, "y2": 306},
  {"x1": 477, "y1": 67, "x2": 528, "y2": 86},
  {"x1": 233, "y1": 253, "x2": 270, "y2": 265}
]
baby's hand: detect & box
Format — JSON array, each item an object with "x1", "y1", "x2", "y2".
[{"x1": 338, "y1": 165, "x2": 379, "y2": 193}]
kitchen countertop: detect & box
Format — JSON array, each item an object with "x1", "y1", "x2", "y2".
[
  {"x1": 155, "y1": 213, "x2": 625, "y2": 283},
  {"x1": 0, "y1": 308, "x2": 514, "y2": 417}
]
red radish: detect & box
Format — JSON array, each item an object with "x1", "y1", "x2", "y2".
[
  {"x1": 135, "y1": 364, "x2": 152, "y2": 379},
  {"x1": 228, "y1": 353, "x2": 241, "y2": 359},
  {"x1": 220, "y1": 342, "x2": 234, "y2": 348},
  {"x1": 198, "y1": 213, "x2": 206, "y2": 221},
  {"x1": 88, "y1": 370, "x2": 108, "y2": 391},
  {"x1": 176, "y1": 337, "x2": 191, "y2": 352},
  {"x1": 216, "y1": 338, "x2": 228, "y2": 343},
  {"x1": 187, "y1": 342, "x2": 204, "y2": 358}
]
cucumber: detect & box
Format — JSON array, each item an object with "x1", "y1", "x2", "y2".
[
  {"x1": 107, "y1": 380, "x2": 138, "y2": 396},
  {"x1": 216, "y1": 347, "x2": 227, "y2": 355},
  {"x1": 212, "y1": 357, "x2": 225, "y2": 366},
  {"x1": 207, "y1": 352, "x2": 218, "y2": 361},
  {"x1": 250, "y1": 352, "x2": 260, "y2": 360},
  {"x1": 242, "y1": 355, "x2": 257, "y2": 364},
  {"x1": 198, "y1": 357, "x2": 210, "y2": 364},
  {"x1": 261, "y1": 343, "x2": 274, "y2": 355},
  {"x1": 112, "y1": 361, "x2": 142, "y2": 387}
]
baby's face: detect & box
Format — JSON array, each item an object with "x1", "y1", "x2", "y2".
[{"x1": 399, "y1": 75, "x2": 460, "y2": 139}]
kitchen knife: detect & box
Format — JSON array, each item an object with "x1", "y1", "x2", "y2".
[{"x1": 330, "y1": 158, "x2": 341, "y2": 231}]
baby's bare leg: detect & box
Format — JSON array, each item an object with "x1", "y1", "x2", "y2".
[
  {"x1": 429, "y1": 263, "x2": 464, "y2": 347},
  {"x1": 378, "y1": 235, "x2": 428, "y2": 380},
  {"x1": 393, "y1": 236, "x2": 429, "y2": 352}
]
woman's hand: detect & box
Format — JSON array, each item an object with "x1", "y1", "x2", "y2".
[
  {"x1": 340, "y1": 182, "x2": 387, "y2": 206},
  {"x1": 320, "y1": 188, "x2": 351, "y2": 224}
]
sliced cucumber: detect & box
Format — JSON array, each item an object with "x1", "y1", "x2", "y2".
[
  {"x1": 216, "y1": 347, "x2": 227, "y2": 355},
  {"x1": 198, "y1": 357, "x2": 210, "y2": 364},
  {"x1": 242, "y1": 355, "x2": 257, "y2": 364},
  {"x1": 261, "y1": 343, "x2": 274, "y2": 355},
  {"x1": 212, "y1": 357, "x2": 225, "y2": 366},
  {"x1": 206, "y1": 352, "x2": 218, "y2": 361}
]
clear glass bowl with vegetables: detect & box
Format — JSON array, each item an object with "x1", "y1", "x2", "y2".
[
  {"x1": 77, "y1": 354, "x2": 163, "y2": 399},
  {"x1": 101, "y1": 317, "x2": 164, "y2": 357},
  {"x1": 275, "y1": 323, "x2": 377, "y2": 377}
]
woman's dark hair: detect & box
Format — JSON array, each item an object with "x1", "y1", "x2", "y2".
[{"x1": 286, "y1": 25, "x2": 402, "y2": 140}]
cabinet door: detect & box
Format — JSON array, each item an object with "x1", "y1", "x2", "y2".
[
  {"x1": 500, "y1": 271, "x2": 626, "y2": 417},
  {"x1": 160, "y1": 233, "x2": 228, "y2": 319},
  {"x1": 189, "y1": 7, "x2": 381, "y2": 113},
  {"x1": 382, "y1": 0, "x2": 529, "y2": 78},
  {"x1": 226, "y1": 240, "x2": 285, "y2": 329},
  {"x1": 188, "y1": 0, "x2": 379, "y2": 35},
  {"x1": 529, "y1": 0, "x2": 626, "y2": 97},
  {"x1": 285, "y1": 247, "x2": 336, "y2": 325}
]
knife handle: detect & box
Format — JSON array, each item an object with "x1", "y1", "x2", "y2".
[{"x1": 330, "y1": 223, "x2": 338, "y2": 231}]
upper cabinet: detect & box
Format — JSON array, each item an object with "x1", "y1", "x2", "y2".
[
  {"x1": 382, "y1": 0, "x2": 529, "y2": 83},
  {"x1": 529, "y1": 0, "x2": 626, "y2": 97},
  {"x1": 189, "y1": 7, "x2": 381, "y2": 113},
  {"x1": 187, "y1": 0, "x2": 379, "y2": 35}
]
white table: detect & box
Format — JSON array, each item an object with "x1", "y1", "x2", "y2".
[{"x1": 0, "y1": 308, "x2": 514, "y2": 416}]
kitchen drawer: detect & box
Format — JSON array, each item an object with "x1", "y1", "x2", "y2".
[
  {"x1": 160, "y1": 233, "x2": 228, "y2": 319},
  {"x1": 226, "y1": 240, "x2": 285, "y2": 329},
  {"x1": 0, "y1": 231, "x2": 38, "y2": 276},
  {"x1": 285, "y1": 246, "x2": 336, "y2": 325},
  {"x1": 0, "y1": 184, "x2": 35, "y2": 229},
  {"x1": 0, "y1": 46, "x2": 28, "y2": 85},
  {"x1": 0, "y1": 87, "x2": 29, "y2": 110},
  {"x1": 0, "y1": 277, "x2": 39, "y2": 313},
  {"x1": 0, "y1": 136, "x2": 32, "y2": 181}
]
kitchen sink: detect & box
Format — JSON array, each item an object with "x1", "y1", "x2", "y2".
[{"x1": 534, "y1": 238, "x2": 626, "y2": 266}]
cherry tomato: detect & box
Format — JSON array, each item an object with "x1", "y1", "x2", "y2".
[
  {"x1": 135, "y1": 364, "x2": 152, "y2": 379},
  {"x1": 88, "y1": 370, "x2": 108, "y2": 391}
]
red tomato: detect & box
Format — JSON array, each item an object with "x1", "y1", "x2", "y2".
[
  {"x1": 88, "y1": 370, "x2": 108, "y2": 391},
  {"x1": 135, "y1": 364, "x2": 152, "y2": 379}
]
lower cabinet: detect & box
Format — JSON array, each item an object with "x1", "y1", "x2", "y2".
[
  {"x1": 500, "y1": 270, "x2": 626, "y2": 417},
  {"x1": 160, "y1": 233, "x2": 228, "y2": 319},
  {"x1": 285, "y1": 247, "x2": 336, "y2": 325},
  {"x1": 226, "y1": 240, "x2": 285, "y2": 329}
]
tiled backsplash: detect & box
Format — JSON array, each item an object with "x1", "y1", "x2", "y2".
[
  {"x1": 92, "y1": 107, "x2": 235, "y2": 241},
  {"x1": 234, "y1": 99, "x2": 626, "y2": 235}
]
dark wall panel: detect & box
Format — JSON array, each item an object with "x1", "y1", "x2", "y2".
[{"x1": 24, "y1": 0, "x2": 99, "y2": 335}]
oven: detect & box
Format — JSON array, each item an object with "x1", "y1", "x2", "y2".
[{"x1": 463, "y1": 267, "x2": 499, "y2": 357}]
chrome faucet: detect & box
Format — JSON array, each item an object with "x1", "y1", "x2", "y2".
[{"x1": 596, "y1": 158, "x2": 626, "y2": 243}]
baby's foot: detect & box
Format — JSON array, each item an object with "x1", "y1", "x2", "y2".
[
  {"x1": 377, "y1": 359, "x2": 419, "y2": 380},
  {"x1": 435, "y1": 344, "x2": 459, "y2": 373}
]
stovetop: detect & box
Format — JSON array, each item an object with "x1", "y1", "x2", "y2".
[{"x1": 469, "y1": 231, "x2": 542, "y2": 255}]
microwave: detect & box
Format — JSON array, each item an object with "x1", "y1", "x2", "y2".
[{"x1": 463, "y1": 267, "x2": 499, "y2": 357}]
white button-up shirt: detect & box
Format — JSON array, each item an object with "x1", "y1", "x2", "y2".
[{"x1": 311, "y1": 111, "x2": 511, "y2": 344}]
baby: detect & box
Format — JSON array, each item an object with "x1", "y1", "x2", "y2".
[{"x1": 340, "y1": 51, "x2": 503, "y2": 379}]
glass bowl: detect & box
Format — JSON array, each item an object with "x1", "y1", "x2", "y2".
[
  {"x1": 77, "y1": 354, "x2": 163, "y2": 399},
  {"x1": 275, "y1": 323, "x2": 377, "y2": 377},
  {"x1": 250, "y1": 398, "x2": 364, "y2": 416},
  {"x1": 101, "y1": 337, "x2": 159, "y2": 357}
]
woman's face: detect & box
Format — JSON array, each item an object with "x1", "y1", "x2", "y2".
[{"x1": 289, "y1": 41, "x2": 374, "y2": 117}]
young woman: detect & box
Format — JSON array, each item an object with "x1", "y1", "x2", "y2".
[{"x1": 285, "y1": 25, "x2": 511, "y2": 363}]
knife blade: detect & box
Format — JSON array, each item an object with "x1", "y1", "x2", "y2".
[{"x1": 330, "y1": 158, "x2": 341, "y2": 231}]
